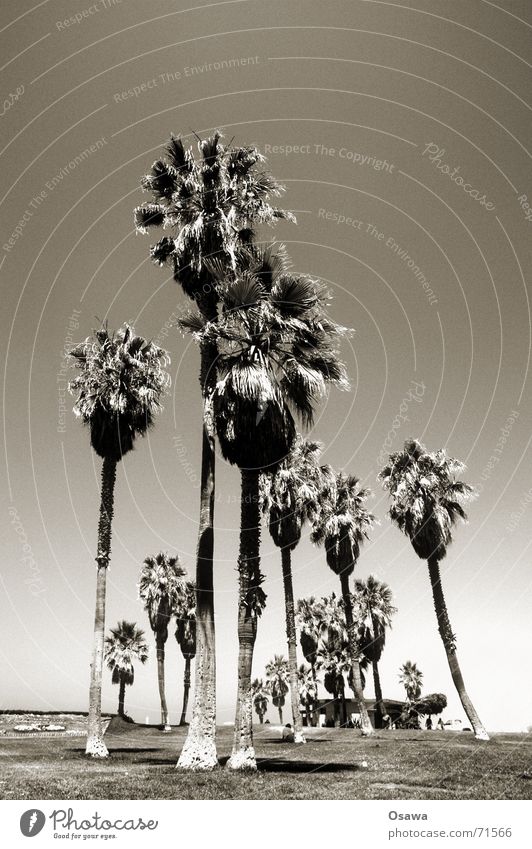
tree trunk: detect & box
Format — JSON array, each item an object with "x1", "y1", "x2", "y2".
[
  {"x1": 340, "y1": 688, "x2": 347, "y2": 726},
  {"x1": 179, "y1": 658, "x2": 191, "y2": 726},
  {"x1": 258, "y1": 712, "x2": 264, "y2": 725},
  {"x1": 428, "y1": 557, "x2": 489, "y2": 741},
  {"x1": 278, "y1": 705, "x2": 283, "y2": 725},
  {"x1": 305, "y1": 706, "x2": 311, "y2": 727},
  {"x1": 333, "y1": 692, "x2": 340, "y2": 727},
  {"x1": 372, "y1": 659, "x2": 385, "y2": 729},
  {"x1": 178, "y1": 339, "x2": 218, "y2": 770},
  {"x1": 310, "y1": 663, "x2": 319, "y2": 726},
  {"x1": 86, "y1": 456, "x2": 116, "y2": 758},
  {"x1": 227, "y1": 470, "x2": 261, "y2": 771},
  {"x1": 156, "y1": 635, "x2": 170, "y2": 730},
  {"x1": 118, "y1": 674, "x2": 126, "y2": 718},
  {"x1": 281, "y1": 546, "x2": 306, "y2": 744},
  {"x1": 340, "y1": 572, "x2": 374, "y2": 736}
]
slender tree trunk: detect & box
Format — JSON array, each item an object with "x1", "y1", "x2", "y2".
[
  {"x1": 278, "y1": 705, "x2": 283, "y2": 725},
  {"x1": 428, "y1": 557, "x2": 489, "y2": 741},
  {"x1": 372, "y1": 658, "x2": 385, "y2": 729},
  {"x1": 86, "y1": 456, "x2": 116, "y2": 758},
  {"x1": 156, "y1": 635, "x2": 170, "y2": 730},
  {"x1": 340, "y1": 688, "x2": 347, "y2": 726},
  {"x1": 258, "y1": 712, "x2": 264, "y2": 725},
  {"x1": 179, "y1": 658, "x2": 192, "y2": 726},
  {"x1": 333, "y1": 691, "x2": 340, "y2": 727},
  {"x1": 281, "y1": 546, "x2": 306, "y2": 744},
  {"x1": 310, "y1": 663, "x2": 319, "y2": 726},
  {"x1": 118, "y1": 674, "x2": 126, "y2": 718},
  {"x1": 227, "y1": 470, "x2": 261, "y2": 771},
  {"x1": 340, "y1": 572, "x2": 374, "y2": 736},
  {"x1": 178, "y1": 339, "x2": 218, "y2": 770},
  {"x1": 305, "y1": 705, "x2": 311, "y2": 727}
]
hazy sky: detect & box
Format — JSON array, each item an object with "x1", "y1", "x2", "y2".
[{"x1": 1, "y1": 0, "x2": 531, "y2": 733}]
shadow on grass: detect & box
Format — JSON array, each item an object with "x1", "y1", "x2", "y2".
[{"x1": 218, "y1": 756, "x2": 361, "y2": 773}]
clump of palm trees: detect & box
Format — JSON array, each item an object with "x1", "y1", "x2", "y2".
[{"x1": 67, "y1": 130, "x2": 489, "y2": 765}]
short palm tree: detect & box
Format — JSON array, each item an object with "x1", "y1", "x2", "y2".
[
  {"x1": 353, "y1": 575, "x2": 397, "y2": 728},
  {"x1": 399, "y1": 660, "x2": 423, "y2": 701},
  {"x1": 69, "y1": 323, "x2": 170, "y2": 757},
  {"x1": 379, "y1": 439, "x2": 489, "y2": 740},
  {"x1": 296, "y1": 596, "x2": 323, "y2": 725},
  {"x1": 104, "y1": 621, "x2": 149, "y2": 718},
  {"x1": 181, "y1": 245, "x2": 348, "y2": 769},
  {"x1": 261, "y1": 437, "x2": 327, "y2": 744},
  {"x1": 311, "y1": 473, "x2": 375, "y2": 735},
  {"x1": 318, "y1": 644, "x2": 349, "y2": 727},
  {"x1": 136, "y1": 132, "x2": 292, "y2": 770},
  {"x1": 251, "y1": 678, "x2": 269, "y2": 724},
  {"x1": 139, "y1": 553, "x2": 187, "y2": 730},
  {"x1": 265, "y1": 656, "x2": 290, "y2": 724},
  {"x1": 297, "y1": 664, "x2": 318, "y2": 727},
  {"x1": 399, "y1": 660, "x2": 423, "y2": 728},
  {"x1": 175, "y1": 581, "x2": 197, "y2": 726}
]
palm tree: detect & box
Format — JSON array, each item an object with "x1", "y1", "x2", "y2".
[
  {"x1": 354, "y1": 575, "x2": 397, "y2": 728},
  {"x1": 138, "y1": 553, "x2": 187, "y2": 730},
  {"x1": 175, "y1": 581, "x2": 197, "y2": 726},
  {"x1": 136, "y1": 132, "x2": 292, "y2": 770},
  {"x1": 399, "y1": 660, "x2": 423, "y2": 701},
  {"x1": 311, "y1": 473, "x2": 375, "y2": 736},
  {"x1": 297, "y1": 664, "x2": 318, "y2": 727},
  {"x1": 266, "y1": 656, "x2": 290, "y2": 724},
  {"x1": 318, "y1": 644, "x2": 348, "y2": 727},
  {"x1": 251, "y1": 678, "x2": 269, "y2": 724},
  {"x1": 399, "y1": 660, "x2": 424, "y2": 729},
  {"x1": 181, "y1": 245, "x2": 348, "y2": 770},
  {"x1": 69, "y1": 323, "x2": 170, "y2": 757},
  {"x1": 296, "y1": 596, "x2": 323, "y2": 725},
  {"x1": 104, "y1": 621, "x2": 149, "y2": 718},
  {"x1": 261, "y1": 437, "x2": 327, "y2": 744},
  {"x1": 379, "y1": 438, "x2": 489, "y2": 740}
]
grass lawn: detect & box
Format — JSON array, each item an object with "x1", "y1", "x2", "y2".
[{"x1": 1, "y1": 723, "x2": 531, "y2": 800}]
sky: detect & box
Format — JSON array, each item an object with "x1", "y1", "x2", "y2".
[{"x1": 1, "y1": 0, "x2": 531, "y2": 733}]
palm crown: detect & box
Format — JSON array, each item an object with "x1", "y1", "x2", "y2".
[
  {"x1": 138, "y1": 553, "x2": 188, "y2": 639},
  {"x1": 311, "y1": 473, "x2": 375, "y2": 577},
  {"x1": 181, "y1": 245, "x2": 348, "y2": 470},
  {"x1": 261, "y1": 437, "x2": 327, "y2": 550},
  {"x1": 68, "y1": 323, "x2": 170, "y2": 461},
  {"x1": 265, "y1": 655, "x2": 289, "y2": 702},
  {"x1": 175, "y1": 580, "x2": 197, "y2": 660},
  {"x1": 378, "y1": 438, "x2": 475, "y2": 561},
  {"x1": 104, "y1": 620, "x2": 149, "y2": 685},
  {"x1": 135, "y1": 132, "x2": 293, "y2": 310},
  {"x1": 353, "y1": 575, "x2": 397, "y2": 662}
]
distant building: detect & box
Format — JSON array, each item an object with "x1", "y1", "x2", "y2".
[{"x1": 310, "y1": 698, "x2": 406, "y2": 728}]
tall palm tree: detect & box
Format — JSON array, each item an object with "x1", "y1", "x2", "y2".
[
  {"x1": 379, "y1": 438, "x2": 489, "y2": 740},
  {"x1": 251, "y1": 678, "x2": 269, "y2": 724},
  {"x1": 175, "y1": 581, "x2": 197, "y2": 726},
  {"x1": 139, "y1": 553, "x2": 187, "y2": 730},
  {"x1": 261, "y1": 437, "x2": 327, "y2": 744},
  {"x1": 181, "y1": 245, "x2": 348, "y2": 770},
  {"x1": 311, "y1": 473, "x2": 375, "y2": 736},
  {"x1": 69, "y1": 323, "x2": 170, "y2": 757},
  {"x1": 296, "y1": 596, "x2": 323, "y2": 725},
  {"x1": 136, "y1": 132, "x2": 292, "y2": 770},
  {"x1": 353, "y1": 575, "x2": 397, "y2": 728},
  {"x1": 297, "y1": 664, "x2": 318, "y2": 727},
  {"x1": 104, "y1": 621, "x2": 149, "y2": 718},
  {"x1": 265, "y1": 656, "x2": 290, "y2": 724}
]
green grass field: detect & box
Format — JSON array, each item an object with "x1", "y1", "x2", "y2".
[{"x1": 1, "y1": 723, "x2": 530, "y2": 800}]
